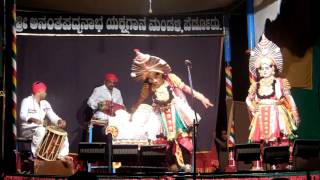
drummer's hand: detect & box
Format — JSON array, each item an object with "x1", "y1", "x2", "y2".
[
  {"x1": 98, "y1": 101, "x2": 105, "y2": 111},
  {"x1": 57, "y1": 119, "x2": 66, "y2": 129}
]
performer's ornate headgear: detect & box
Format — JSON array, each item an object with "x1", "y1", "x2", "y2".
[
  {"x1": 105, "y1": 73, "x2": 119, "y2": 82},
  {"x1": 249, "y1": 34, "x2": 283, "y2": 77},
  {"x1": 32, "y1": 81, "x2": 47, "y2": 94},
  {"x1": 130, "y1": 49, "x2": 171, "y2": 81}
]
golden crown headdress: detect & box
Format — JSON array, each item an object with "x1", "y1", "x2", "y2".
[
  {"x1": 130, "y1": 49, "x2": 171, "y2": 81},
  {"x1": 249, "y1": 34, "x2": 283, "y2": 77}
]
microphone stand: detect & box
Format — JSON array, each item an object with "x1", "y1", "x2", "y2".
[{"x1": 185, "y1": 62, "x2": 199, "y2": 177}]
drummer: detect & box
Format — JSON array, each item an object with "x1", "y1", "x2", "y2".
[
  {"x1": 19, "y1": 81, "x2": 69, "y2": 160},
  {"x1": 87, "y1": 72, "x2": 125, "y2": 120}
]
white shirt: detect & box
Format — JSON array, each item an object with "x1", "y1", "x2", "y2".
[
  {"x1": 20, "y1": 95, "x2": 61, "y2": 131},
  {"x1": 19, "y1": 95, "x2": 69, "y2": 158},
  {"x1": 87, "y1": 84, "x2": 124, "y2": 119}
]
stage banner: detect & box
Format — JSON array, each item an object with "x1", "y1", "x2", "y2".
[{"x1": 16, "y1": 11, "x2": 223, "y2": 35}]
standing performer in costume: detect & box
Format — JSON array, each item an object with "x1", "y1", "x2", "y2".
[
  {"x1": 130, "y1": 49, "x2": 213, "y2": 172},
  {"x1": 246, "y1": 35, "x2": 300, "y2": 169},
  {"x1": 20, "y1": 81, "x2": 69, "y2": 159}
]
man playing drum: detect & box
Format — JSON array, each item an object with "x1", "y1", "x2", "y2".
[
  {"x1": 87, "y1": 73, "x2": 125, "y2": 141},
  {"x1": 20, "y1": 81, "x2": 69, "y2": 160},
  {"x1": 87, "y1": 73, "x2": 125, "y2": 120},
  {"x1": 87, "y1": 73, "x2": 160, "y2": 142}
]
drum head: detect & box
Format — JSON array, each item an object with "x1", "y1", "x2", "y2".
[{"x1": 47, "y1": 126, "x2": 67, "y2": 136}]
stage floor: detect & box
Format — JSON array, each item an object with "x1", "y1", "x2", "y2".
[{"x1": 4, "y1": 170, "x2": 320, "y2": 180}]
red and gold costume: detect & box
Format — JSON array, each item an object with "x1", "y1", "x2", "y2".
[
  {"x1": 246, "y1": 35, "x2": 300, "y2": 170},
  {"x1": 246, "y1": 35, "x2": 300, "y2": 143},
  {"x1": 130, "y1": 49, "x2": 213, "y2": 171}
]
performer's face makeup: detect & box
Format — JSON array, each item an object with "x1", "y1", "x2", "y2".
[
  {"x1": 147, "y1": 72, "x2": 163, "y2": 85},
  {"x1": 258, "y1": 63, "x2": 274, "y2": 78},
  {"x1": 105, "y1": 80, "x2": 117, "y2": 90}
]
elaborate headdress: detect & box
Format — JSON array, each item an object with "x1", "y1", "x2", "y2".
[
  {"x1": 130, "y1": 49, "x2": 171, "y2": 81},
  {"x1": 249, "y1": 34, "x2": 283, "y2": 77}
]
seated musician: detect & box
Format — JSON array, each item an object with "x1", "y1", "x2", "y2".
[
  {"x1": 87, "y1": 73, "x2": 162, "y2": 142},
  {"x1": 19, "y1": 81, "x2": 69, "y2": 160},
  {"x1": 87, "y1": 72, "x2": 125, "y2": 121}
]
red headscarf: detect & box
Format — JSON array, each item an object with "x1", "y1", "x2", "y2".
[
  {"x1": 105, "y1": 73, "x2": 119, "y2": 82},
  {"x1": 32, "y1": 81, "x2": 47, "y2": 94}
]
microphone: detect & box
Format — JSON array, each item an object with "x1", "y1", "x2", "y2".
[{"x1": 185, "y1": 59, "x2": 192, "y2": 67}]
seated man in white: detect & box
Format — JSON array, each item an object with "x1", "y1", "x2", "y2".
[
  {"x1": 87, "y1": 73, "x2": 161, "y2": 142},
  {"x1": 87, "y1": 73, "x2": 124, "y2": 120},
  {"x1": 20, "y1": 81, "x2": 69, "y2": 160}
]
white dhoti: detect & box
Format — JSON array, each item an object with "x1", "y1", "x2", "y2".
[{"x1": 108, "y1": 104, "x2": 161, "y2": 141}]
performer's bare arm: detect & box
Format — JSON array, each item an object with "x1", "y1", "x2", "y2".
[
  {"x1": 131, "y1": 82, "x2": 151, "y2": 113},
  {"x1": 246, "y1": 82, "x2": 257, "y2": 115},
  {"x1": 168, "y1": 73, "x2": 213, "y2": 108},
  {"x1": 282, "y1": 79, "x2": 300, "y2": 126},
  {"x1": 181, "y1": 84, "x2": 214, "y2": 108}
]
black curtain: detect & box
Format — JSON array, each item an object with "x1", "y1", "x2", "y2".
[{"x1": 16, "y1": 36, "x2": 222, "y2": 152}]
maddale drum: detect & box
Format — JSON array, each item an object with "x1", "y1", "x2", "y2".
[{"x1": 36, "y1": 126, "x2": 67, "y2": 161}]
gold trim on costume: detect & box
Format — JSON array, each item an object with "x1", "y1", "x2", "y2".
[{"x1": 249, "y1": 34, "x2": 283, "y2": 77}]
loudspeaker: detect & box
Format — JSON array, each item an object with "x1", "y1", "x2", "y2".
[
  {"x1": 293, "y1": 139, "x2": 320, "y2": 170},
  {"x1": 78, "y1": 142, "x2": 106, "y2": 162},
  {"x1": 263, "y1": 146, "x2": 290, "y2": 165},
  {"x1": 140, "y1": 145, "x2": 166, "y2": 171},
  {"x1": 112, "y1": 144, "x2": 139, "y2": 168},
  {"x1": 112, "y1": 144, "x2": 167, "y2": 173},
  {"x1": 235, "y1": 143, "x2": 261, "y2": 162}
]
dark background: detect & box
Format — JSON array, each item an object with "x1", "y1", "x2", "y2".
[{"x1": 16, "y1": 36, "x2": 223, "y2": 152}]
